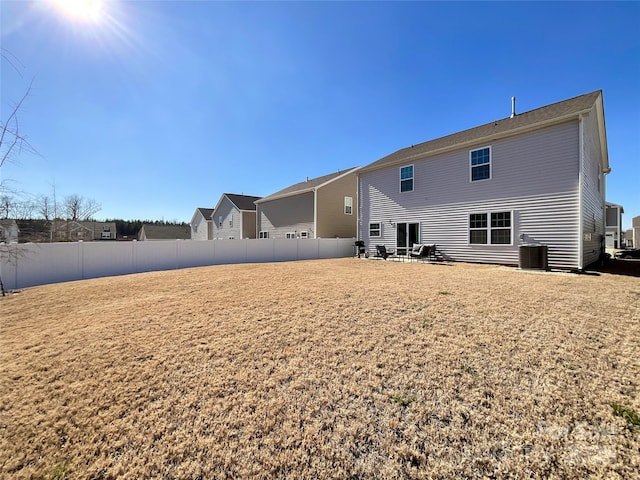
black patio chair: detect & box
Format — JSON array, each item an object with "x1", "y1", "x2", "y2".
[{"x1": 375, "y1": 245, "x2": 394, "y2": 260}]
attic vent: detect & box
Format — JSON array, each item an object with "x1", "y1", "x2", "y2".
[{"x1": 511, "y1": 96, "x2": 516, "y2": 118}]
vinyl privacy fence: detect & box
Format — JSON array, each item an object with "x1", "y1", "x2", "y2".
[{"x1": 0, "y1": 238, "x2": 356, "y2": 290}]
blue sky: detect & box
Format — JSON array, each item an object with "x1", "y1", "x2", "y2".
[{"x1": 1, "y1": 1, "x2": 639, "y2": 228}]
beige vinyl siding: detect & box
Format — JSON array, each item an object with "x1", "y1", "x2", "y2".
[
  {"x1": 241, "y1": 211, "x2": 257, "y2": 239},
  {"x1": 359, "y1": 121, "x2": 582, "y2": 269},
  {"x1": 191, "y1": 212, "x2": 209, "y2": 241},
  {"x1": 579, "y1": 104, "x2": 606, "y2": 268},
  {"x1": 213, "y1": 197, "x2": 241, "y2": 240},
  {"x1": 316, "y1": 173, "x2": 358, "y2": 238},
  {"x1": 257, "y1": 192, "x2": 314, "y2": 239}
]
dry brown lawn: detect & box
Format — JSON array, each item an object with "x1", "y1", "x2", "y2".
[{"x1": 1, "y1": 259, "x2": 639, "y2": 479}]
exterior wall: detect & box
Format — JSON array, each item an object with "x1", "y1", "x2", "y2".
[
  {"x1": 257, "y1": 192, "x2": 314, "y2": 239},
  {"x1": 316, "y1": 172, "x2": 358, "y2": 238},
  {"x1": 191, "y1": 212, "x2": 209, "y2": 241},
  {"x1": 579, "y1": 104, "x2": 606, "y2": 267},
  {"x1": 213, "y1": 197, "x2": 241, "y2": 240},
  {"x1": 359, "y1": 121, "x2": 582, "y2": 269},
  {"x1": 241, "y1": 211, "x2": 257, "y2": 239},
  {"x1": 633, "y1": 216, "x2": 640, "y2": 249},
  {"x1": 605, "y1": 205, "x2": 623, "y2": 249}
]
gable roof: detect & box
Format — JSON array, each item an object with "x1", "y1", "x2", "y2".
[
  {"x1": 196, "y1": 208, "x2": 214, "y2": 220},
  {"x1": 225, "y1": 194, "x2": 261, "y2": 211},
  {"x1": 360, "y1": 90, "x2": 607, "y2": 173},
  {"x1": 255, "y1": 167, "x2": 360, "y2": 204},
  {"x1": 140, "y1": 224, "x2": 191, "y2": 240}
]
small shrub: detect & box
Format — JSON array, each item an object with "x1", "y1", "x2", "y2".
[
  {"x1": 391, "y1": 394, "x2": 416, "y2": 407},
  {"x1": 611, "y1": 403, "x2": 640, "y2": 428}
]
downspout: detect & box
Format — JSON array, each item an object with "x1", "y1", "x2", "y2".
[
  {"x1": 356, "y1": 176, "x2": 360, "y2": 242},
  {"x1": 577, "y1": 115, "x2": 585, "y2": 271},
  {"x1": 313, "y1": 189, "x2": 318, "y2": 239}
]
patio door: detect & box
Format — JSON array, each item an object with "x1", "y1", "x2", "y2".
[{"x1": 396, "y1": 222, "x2": 420, "y2": 256}]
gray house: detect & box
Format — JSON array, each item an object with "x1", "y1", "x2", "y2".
[
  {"x1": 604, "y1": 202, "x2": 624, "y2": 249},
  {"x1": 212, "y1": 193, "x2": 261, "y2": 240},
  {"x1": 358, "y1": 90, "x2": 609, "y2": 270},
  {"x1": 255, "y1": 167, "x2": 360, "y2": 239},
  {"x1": 190, "y1": 208, "x2": 214, "y2": 241}
]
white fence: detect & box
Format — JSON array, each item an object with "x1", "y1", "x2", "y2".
[{"x1": 0, "y1": 238, "x2": 356, "y2": 290}]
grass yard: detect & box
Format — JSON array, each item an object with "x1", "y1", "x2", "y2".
[{"x1": 1, "y1": 258, "x2": 639, "y2": 479}]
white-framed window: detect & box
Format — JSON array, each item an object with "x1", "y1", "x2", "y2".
[
  {"x1": 469, "y1": 211, "x2": 512, "y2": 245},
  {"x1": 218, "y1": 215, "x2": 223, "y2": 228},
  {"x1": 344, "y1": 196, "x2": 353, "y2": 215},
  {"x1": 369, "y1": 222, "x2": 381, "y2": 237},
  {"x1": 470, "y1": 146, "x2": 491, "y2": 182},
  {"x1": 229, "y1": 214, "x2": 233, "y2": 228},
  {"x1": 286, "y1": 232, "x2": 296, "y2": 239},
  {"x1": 259, "y1": 231, "x2": 269, "y2": 239},
  {"x1": 300, "y1": 231, "x2": 308, "y2": 239},
  {"x1": 400, "y1": 165, "x2": 414, "y2": 192}
]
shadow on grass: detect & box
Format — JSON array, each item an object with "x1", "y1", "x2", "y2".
[{"x1": 595, "y1": 259, "x2": 640, "y2": 278}]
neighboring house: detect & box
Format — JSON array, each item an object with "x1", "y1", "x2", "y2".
[
  {"x1": 255, "y1": 168, "x2": 360, "y2": 239},
  {"x1": 358, "y1": 91, "x2": 609, "y2": 270},
  {"x1": 138, "y1": 224, "x2": 191, "y2": 241},
  {"x1": 15, "y1": 219, "x2": 50, "y2": 243},
  {"x1": 191, "y1": 208, "x2": 214, "y2": 240},
  {"x1": 51, "y1": 220, "x2": 117, "y2": 241},
  {"x1": 633, "y1": 216, "x2": 640, "y2": 249},
  {"x1": 623, "y1": 229, "x2": 633, "y2": 248},
  {"x1": 212, "y1": 193, "x2": 261, "y2": 240},
  {"x1": 0, "y1": 219, "x2": 19, "y2": 243},
  {"x1": 605, "y1": 202, "x2": 624, "y2": 249}
]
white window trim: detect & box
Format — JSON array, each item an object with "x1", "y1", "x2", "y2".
[
  {"x1": 286, "y1": 232, "x2": 296, "y2": 239},
  {"x1": 468, "y1": 210, "x2": 513, "y2": 246},
  {"x1": 299, "y1": 231, "x2": 308, "y2": 239},
  {"x1": 344, "y1": 196, "x2": 353, "y2": 215},
  {"x1": 369, "y1": 222, "x2": 381, "y2": 238},
  {"x1": 469, "y1": 146, "x2": 492, "y2": 182},
  {"x1": 400, "y1": 164, "x2": 414, "y2": 193},
  {"x1": 259, "y1": 231, "x2": 269, "y2": 239}
]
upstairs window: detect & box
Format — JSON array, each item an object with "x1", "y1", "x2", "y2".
[
  {"x1": 470, "y1": 147, "x2": 491, "y2": 182},
  {"x1": 259, "y1": 231, "x2": 269, "y2": 239},
  {"x1": 229, "y1": 214, "x2": 233, "y2": 228},
  {"x1": 369, "y1": 222, "x2": 381, "y2": 237},
  {"x1": 400, "y1": 165, "x2": 414, "y2": 192},
  {"x1": 344, "y1": 196, "x2": 353, "y2": 215}
]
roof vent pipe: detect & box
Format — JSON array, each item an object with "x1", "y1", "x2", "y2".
[{"x1": 511, "y1": 96, "x2": 516, "y2": 118}]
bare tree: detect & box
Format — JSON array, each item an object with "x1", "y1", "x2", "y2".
[
  {"x1": 63, "y1": 194, "x2": 101, "y2": 221},
  {"x1": 37, "y1": 194, "x2": 56, "y2": 221},
  {"x1": 0, "y1": 195, "x2": 12, "y2": 218},
  {"x1": 1, "y1": 49, "x2": 36, "y2": 295}
]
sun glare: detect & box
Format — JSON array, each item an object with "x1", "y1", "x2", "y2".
[{"x1": 52, "y1": 0, "x2": 104, "y2": 23}]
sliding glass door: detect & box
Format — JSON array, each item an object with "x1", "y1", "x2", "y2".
[{"x1": 396, "y1": 222, "x2": 420, "y2": 256}]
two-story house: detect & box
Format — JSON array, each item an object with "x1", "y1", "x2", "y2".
[
  {"x1": 212, "y1": 194, "x2": 261, "y2": 240},
  {"x1": 190, "y1": 208, "x2": 214, "y2": 240},
  {"x1": 255, "y1": 168, "x2": 360, "y2": 240},
  {"x1": 357, "y1": 91, "x2": 609, "y2": 270},
  {"x1": 605, "y1": 202, "x2": 624, "y2": 249}
]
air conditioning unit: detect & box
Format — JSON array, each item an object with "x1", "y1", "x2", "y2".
[{"x1": 519, "y1": 244, "x2": 548, "y2": 270}]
